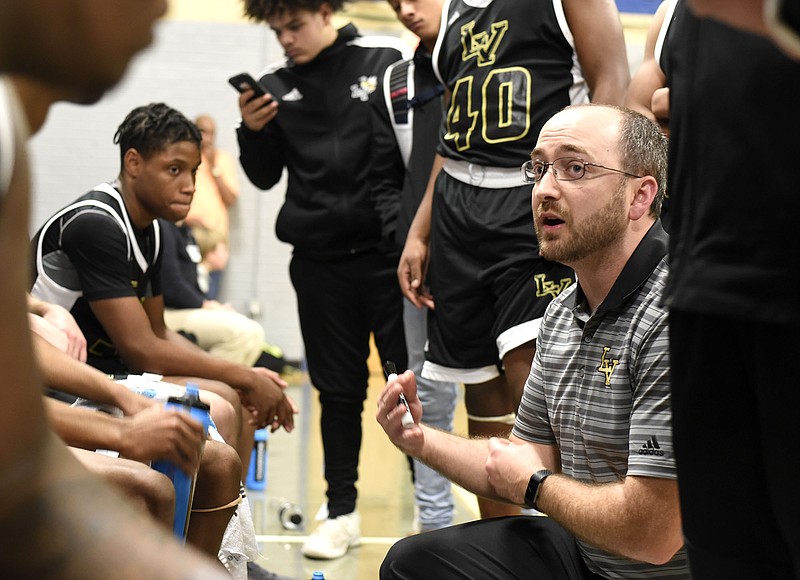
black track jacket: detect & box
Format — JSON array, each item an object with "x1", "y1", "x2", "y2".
[{"x1": 237, "y1": 24, "x2": 407, "y2": 259}]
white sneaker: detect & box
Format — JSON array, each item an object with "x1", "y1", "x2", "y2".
[{"x1": 301, "y1": 511, "x2": 361, "y2": 560}]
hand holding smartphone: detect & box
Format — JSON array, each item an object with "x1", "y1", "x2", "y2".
[{"x1": 228, "y1": 72, "x2": 271, "y2": 103}]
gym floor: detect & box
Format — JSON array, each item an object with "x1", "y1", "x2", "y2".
[{"x1": 246, "y1": 354, "x2": 478, "y2": 580}]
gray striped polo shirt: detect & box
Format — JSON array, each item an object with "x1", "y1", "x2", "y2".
[{"x1": 513, "y1": 221, "x2": 689, "y2": 579}]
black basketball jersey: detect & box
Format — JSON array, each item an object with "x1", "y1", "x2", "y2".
[
  {"x1": 664, "y1": 5, "x2": 800, "y2": 323},
  {"x1": 30, "y1": 183, "x2": 163, "y2": 372},
  {"x1": 656, "y1": 0, "x2": 684, "y2": 82},
  {"x1": 433, "y1": 0, "x2": 588, "y2": 168}
]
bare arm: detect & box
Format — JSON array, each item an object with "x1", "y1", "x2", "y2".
[
  {"x1": 625, "y1": 1, "x2": 670, "y2": 131},
  {"x1": 564, "y1": 0, "x2": 630, "y2": 105},
  {"x1": 90, "y1": 294, "x2": 294, "y2": 430},
  {"x1": 397, "y1": 154, "x2": 443, "y2": 309},
  {"x1": 2, "y1": 430, "x2": 229, "y2": 579},
  {"x1": 376, "y1": 370, "x2": 558, "y2": 500},
  {"x1": 535, "y1": 472, "x2": 683, "y2": 564},
  {"x1": 690, "y1": 0, "x2": 768, "y2": 34},
  {"x1": 379, "y1": 371, "x2": 683, "y2": 564},
  {"x1": 199, "y1": 143, "x2": 239, "y2": 208},
  {"x1": 209, "y1": 149, "x2": 239, "y2": 207},
  {"x1": 485, "y1": 433, "x2": 682, "y2": 564},
  {"x1": 27, "y1": 293, "x2": 87, "y2": 361},
  {"x1": 29, "y1": 312, "x2": 70, "y2": 353},
  {"x1": 44, "y1": 398, "x2": 204, "y2": 475},
  {"x1": 32, "y1": 332, "x2": 153, "y2": 415}
]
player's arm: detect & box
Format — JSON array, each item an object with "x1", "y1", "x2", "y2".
[
  {"x1": 564, "y1": 0, "x2": 630, "y2": 105},
  {"x1": 94, "y1": 294, "x2": 294, "y2": 430},
  {"x1": 31, "y1": 331, "x2": 154, "y2": 415},
  {"x1": 142, "y1": 292, "x2": 210, "y2": 350},
  {"x1": 27, "y1": 292, "x2": 87, "y2": 361},
  {"x1": 625, "y1": 1, "x2": 670, "y2": 128},
  {"x1": 397, "y1": 153, "x2": 443, "y2": 309},
  {"x1": 94, "y1": 293, "x2": 238, "y2": 380},
  {"x1": 45, "y1": 398, "x2": 203, "y2": 475}
]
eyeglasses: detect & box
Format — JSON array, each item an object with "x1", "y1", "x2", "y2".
[{"x1": 521, "y1": 157, "x2": 643, "y2": 184}]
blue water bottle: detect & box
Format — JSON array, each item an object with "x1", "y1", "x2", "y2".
[
  {"x1": 246, "y1": 428, "x2": 269, "y2": 490},
  {"x1": 151, "y1": 383, "x2": 212, "y2": 541}
]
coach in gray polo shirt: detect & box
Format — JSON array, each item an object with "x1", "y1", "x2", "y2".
[{"x1": 376, "y1": 104, "x2": 689, "y2": 580}]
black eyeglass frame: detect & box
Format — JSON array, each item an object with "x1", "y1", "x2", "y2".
[{"x1": 521, "y1": 157, "x2": 643, "y2": 184}]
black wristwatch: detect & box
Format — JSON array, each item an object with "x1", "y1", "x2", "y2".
[{"x1": 524, "y1": 469, "x2": 553, "y2": 511}]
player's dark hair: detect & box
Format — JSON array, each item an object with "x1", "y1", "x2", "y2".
[
  {"x1": 113, "y1": 103, "x2": 201, "y2": 165},
  {"x1": 243, "y1": 0, "x2": 345, "y2": 21}
]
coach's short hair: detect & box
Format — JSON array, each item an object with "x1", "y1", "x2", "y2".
[{"x1": 562, "y1": 104, "x2": 669, "y2": 218}]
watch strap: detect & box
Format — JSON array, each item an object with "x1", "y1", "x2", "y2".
[{"x1": 524, "y1": 469, "x2": 553, "y2": 511}]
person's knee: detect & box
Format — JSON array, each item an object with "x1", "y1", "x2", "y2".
[
  {"x1": 121, "y1": 464, "x2": 176, "y2": 525},
  {"x1": 139, "y1": 469, "x2": 176, "y2": 523},
  {"x1": 194, "y1": 440, "x2": 242, "y2": 506}
]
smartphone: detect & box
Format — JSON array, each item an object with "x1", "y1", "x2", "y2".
[{"x1": 228, "y1": 72, "x2": 269, "y2": 100}]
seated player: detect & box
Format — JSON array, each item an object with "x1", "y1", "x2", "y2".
[{"x1": 29, "y1": 103, "x2": 298, "y2": 480}]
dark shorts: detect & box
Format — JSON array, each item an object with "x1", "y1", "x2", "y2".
[{"x1": 425, "y1": 171, "x2": 574, "y2": 382}]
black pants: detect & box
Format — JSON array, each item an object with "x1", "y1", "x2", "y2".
[
  {"x1": 380, "y1": 516, "x2": 602, "y2": 579},
  {"x1": 290, "y1": 250, "x2": 406, "y2": 517},
  {"x1": 670, "y1": 310, "x2": 800, "y2": 579}
]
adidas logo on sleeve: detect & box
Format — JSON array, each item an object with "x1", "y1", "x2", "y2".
[{"x1": 639, "y1": 435, "x2": 665, "y2": 456}]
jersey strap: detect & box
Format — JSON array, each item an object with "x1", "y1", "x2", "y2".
[
  {"x1": 384, "y1": 59, "x2": 444, "y2": 167},
  {"x1": 94, "y1": 182, "x2": 161, "y2": 274},
  {"x1": 384, "y1": 60, "x2": 415, "y2": 166}
]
